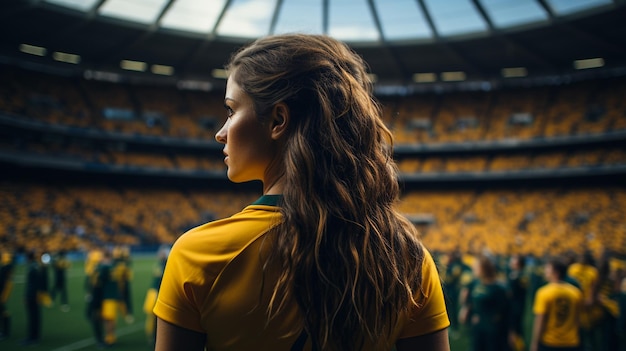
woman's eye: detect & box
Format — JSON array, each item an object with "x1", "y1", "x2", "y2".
[{"x1": 224, "y1": 105, "x2": 234, "y2": 117}]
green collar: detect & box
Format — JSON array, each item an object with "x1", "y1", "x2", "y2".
[{"x1": 252, "y1": 194, "x2": 282, "y2": 206}]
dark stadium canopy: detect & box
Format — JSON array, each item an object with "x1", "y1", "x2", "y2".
[{"x1": 1, "y1": 0, "x2": 626, "y2": 88}]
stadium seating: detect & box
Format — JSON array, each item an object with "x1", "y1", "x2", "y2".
[
  {"x1": 0, "y1": 181, "x2": 257, "y2": 253},
  {"x1": 384, "y1": 78, "x2": 626, "y2": 143},
  {"x1": 1, "y1": 65, "x2": 625, "y2": 258},
  {"x1": 399, "y1": 188, "x2": 626, "y2": 257},
  {"x1": 2, "y1": 65, "x2": 625, "y2": 149}
]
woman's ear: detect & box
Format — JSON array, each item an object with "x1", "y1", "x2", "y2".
[{"x1": 269, "y1": 102, "x2": 290, "y2": 140}]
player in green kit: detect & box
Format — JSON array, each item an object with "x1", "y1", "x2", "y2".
[
  {"x1": 95, "y1": 249, "x2": 125, "y2": 346},
  {"x1": 460, "y1": 255, "x2": 509, "y2": 351}
]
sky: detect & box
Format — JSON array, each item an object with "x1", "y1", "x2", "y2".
[{"x1": 45, "y1": 0, "x2": 612, "y2": 42}]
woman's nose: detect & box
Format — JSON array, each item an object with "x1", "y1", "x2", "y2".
[{"x1": 215, "y1": 122, "x2": 227, "y2": 143}]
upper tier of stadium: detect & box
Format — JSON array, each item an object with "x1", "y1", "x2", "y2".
[{"x1": 1, "y1": 0, "x2": 626, "y2": 86}]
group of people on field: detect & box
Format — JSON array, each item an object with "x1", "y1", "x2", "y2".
[
  {"x1": 0, "y1": 247, "x2": 71, "y2": 345},
  {"x1": 440, "y1": 249, "x2": 626, "y2": 351},
  {"x1": 0, "y1": 243, "x2": 170, "y2": 348},
  {"x1": 84, "y1": 245, "x2": 134, "y2": 348}
]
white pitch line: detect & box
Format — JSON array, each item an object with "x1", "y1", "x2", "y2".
[{"x1": 50, "y1": 322, "x2": 144, "y2": 351}]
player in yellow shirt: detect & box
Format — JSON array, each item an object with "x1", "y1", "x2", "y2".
[
  {"x1": 154, "y1": 34, "x2": 450, "y2": 351},
  {"x1": 531, "y1": 258, "x2": 583, "y2": 351},
  {"x1": 84, "y1": 246, "x2": 104, "y2": 346},
  {"x1": 95, "y1": 249, "x2": 131, "y2": 346},
  {"x1": 567, "y1": 251, "x2": 603, "y2": 350},
  {"x1": 84, "y1": 247, "x2": 103, "y2": 284},
  {"x1": 113, "y1": 246, "x2": 134, "y2": 323}
]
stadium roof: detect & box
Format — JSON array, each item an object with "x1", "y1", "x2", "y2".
[{"x1": 1, "y1": 0, "x2": 626, "y2": 87}]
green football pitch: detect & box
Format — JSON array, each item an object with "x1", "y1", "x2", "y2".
[
  {"x1": 2, "y1": 255, "x2": 472, "y2": 351},
  {"x1": 3, "y1": 255, "x2": 156, "y2": 351}
]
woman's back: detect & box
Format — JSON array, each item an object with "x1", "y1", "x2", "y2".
[
  {"x1": 154, "y1": 34, "x2": 450, "y2": 351},
  {"x1": 156, "y1": 195, "x2": 449, "y2": 351}
]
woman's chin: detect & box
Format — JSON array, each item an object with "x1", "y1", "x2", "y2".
[{"x1": 226, "y1": 172, "x2": 246, "y2": 184}]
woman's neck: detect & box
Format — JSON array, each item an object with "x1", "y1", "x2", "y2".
[
  {"x1": 263, "y1": 159, "x2": 285, "y2": 195},
  {"x1": 263, "y1": 173, "x2": 285, "y2": 195}
]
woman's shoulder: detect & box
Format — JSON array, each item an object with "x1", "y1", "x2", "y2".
[
  {"x1": 420, "y1": 247, "x2": 439, "y2": 275},
  {"x1": 172, "y1": 202, "x2": 282, "y2": 259}
]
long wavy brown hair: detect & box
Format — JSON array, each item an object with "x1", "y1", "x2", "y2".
[{"x1": 227, "y1": 34, "x2": 424, "y2": 350}]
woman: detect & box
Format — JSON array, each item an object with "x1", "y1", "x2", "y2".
[{"x1": 153, "y1": 34, "x2": 450, "y2": 351}]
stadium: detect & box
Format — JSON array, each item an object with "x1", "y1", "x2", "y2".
[{"x1": 0, "y1": 0, "x2": 625, "y2": 350}]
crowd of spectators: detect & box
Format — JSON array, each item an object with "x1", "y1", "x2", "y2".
[
  {"x1": 1, "y1": 65, "x2": 624, "y2": 258},
  {"x1": 1, "y1": 181, "x2": 623, "y2": 259}
]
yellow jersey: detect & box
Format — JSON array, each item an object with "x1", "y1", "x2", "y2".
[
  {"x1": 533, "y1": 282, "x2": 583, "y2": 347},
  {"x1": 154, "y1": 195, "x2": 449, "y2": 351}
]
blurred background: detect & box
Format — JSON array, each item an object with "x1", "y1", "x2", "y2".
[{"x1": 0, "y1": 0, "x2": 625, "y2": 350}]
